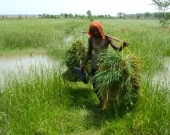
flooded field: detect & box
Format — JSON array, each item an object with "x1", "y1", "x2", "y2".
[
  {"x1": 0, "y1": 55, "x2": 64, "y2": 89},
  {"x1": 152, "y1": 57, "x2": 170, "y2": 88},
  {"x1": 1, "y1": 54, "x2": 169, "y2": 90}
]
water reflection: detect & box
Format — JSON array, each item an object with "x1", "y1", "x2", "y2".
[
  {"x1": 0, "y1": 55, "x2": 62, "y2": 89},
  {"x1": 64, "y1": 36, "x2": 73, "y2": 43},
  {"x1": 0, "y1": 55, "x2": 54, "y2": 71},
  {"x1": 152, "y1": 57, "x2": 170, "y2": 88}
]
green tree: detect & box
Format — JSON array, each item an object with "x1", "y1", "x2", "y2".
[
  {"x1": 151, "y1": 0, "x2": 170, "y2": 26},
  {"x1": 68, "y1": 13, "x2": 73, "y2": 18},
  {"x1": 86, "y1": 10, "x2": 92, "y2": 17},
  {"x1": 122, "y1": 13, "x2": 126, "y2": 18},
  {"x1": 64, "y1": 13, "x2": 68, "y2": 18},
  {"x1": 18, "y1": 14, "x2": 22, "y2": 19},
  {"x1": 144, "y1": 12, "x2": 151, "y2": 18},
  {"x1": 38, "y1": 14, "x2": 42, "y2": 18},
  {"x1": 136, "y1": 13, "x2": 142, "y2": 19},
  {"x1": 86, "y1": 10, "x2": 94, "y2": 21},
  {"x1": 117, "y1": 12, "x2": 123, "y2": 18}
]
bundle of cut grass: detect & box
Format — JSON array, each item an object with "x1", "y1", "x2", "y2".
[
  {"x1": 94, "y1": 50, "x2": 141, "y2": 106},
  {"x1": 62, "y1": 40, "x2": 91, "y2": 82}
]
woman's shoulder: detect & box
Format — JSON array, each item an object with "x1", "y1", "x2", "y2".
[
  {"x1": 104, "y1": 36, "x2": 112, "y2": 42},
  {"x1": 105, "y1": 35, "x2": 111, "y2": 40}
]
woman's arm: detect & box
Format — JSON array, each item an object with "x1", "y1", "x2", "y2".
[
  {"x1": 109, "y1": 38, "x2": 119, "y2": 51},
  {"x1": 81, "y1": 38, "x2": 92, "y2": 70},
  {"x1": 109, "y1": 38, "x2": 128, "y2": 52}
]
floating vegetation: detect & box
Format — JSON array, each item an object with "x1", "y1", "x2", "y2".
[{"x1": 94, "y1": 50, "x2": 141, "y2": 106}]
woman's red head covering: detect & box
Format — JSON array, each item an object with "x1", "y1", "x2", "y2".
[{"x1": 88, "y1": 20, "x2": 105, "y2": 39}]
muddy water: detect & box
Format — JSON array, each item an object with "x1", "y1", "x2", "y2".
[
  {"x1": 0, "y1": 55, "x2": 64, "y2": 89},
  {"x1": 0, "y1": 55, "x2": 53, "y2": 71},
  {"x1": 152, "y1": 57, "x2": 170, "y2": 88},
  {"x1": 1, "y1": 54, "x2": 169, "y2": 89}
]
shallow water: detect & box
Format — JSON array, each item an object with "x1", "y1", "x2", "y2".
[
  {"x1": 0, "y1": 55, "x2": 53, "y2": 71},
  {"x1": 0, "y1": 55, "x2": 63, "y2": 89},
  {"x1": 152, "y1": 57, "x2": 170, "y2": 88},
  {"x1": 64, "y1": 36, "x2": 73, "y2": 43}
]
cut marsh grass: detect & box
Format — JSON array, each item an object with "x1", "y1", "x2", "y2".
[
  {"x1": 62, "y1": 40, "x2": 91, "y2": 82},
  {"x1": 94, "y1": 50, "x2": 141, "y2": 108}
]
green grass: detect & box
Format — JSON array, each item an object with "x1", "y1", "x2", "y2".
[{"x1": 0, "y1": 18, "x2": 170, "y2": 135}]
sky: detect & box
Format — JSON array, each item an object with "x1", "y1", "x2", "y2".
[{"x1": 0, "y1": 0, "x2": 157, "y2": 16}]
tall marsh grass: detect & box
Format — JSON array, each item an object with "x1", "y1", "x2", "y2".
[{"x1": 1, "y1": 19, "x2": 170, "y2": 134}]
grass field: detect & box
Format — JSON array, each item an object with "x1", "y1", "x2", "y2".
[{"x1": 0, "y1": 18, "x2": 170, "y2": 135}]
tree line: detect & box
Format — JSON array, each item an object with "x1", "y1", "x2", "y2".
[
  {"x1": 0, "y1": 12, "x2": 169, "y2": 19},
  {"x1": 36, "y1": 12, "x2": 169, "y2": 19}
]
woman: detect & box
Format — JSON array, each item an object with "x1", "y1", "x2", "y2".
[{"x1": 81, "y1": 20, "x2": 128, "y2": 110}]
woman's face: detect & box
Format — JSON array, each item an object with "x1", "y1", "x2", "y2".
[{"x1": 91, "y1": 27, "x2": 100, "y2": 37}]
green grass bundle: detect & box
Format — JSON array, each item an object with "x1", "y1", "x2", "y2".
[
  {"x1": 94, "y1": 50, "x2": 141, "y2": 106},
  {"x1": 62, "y1": 40, "x2": 91, "y2": 82}
]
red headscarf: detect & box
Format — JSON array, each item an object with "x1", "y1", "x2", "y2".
[{"x1": 88, "y1": 20, "x2": 105, "y2": 39}]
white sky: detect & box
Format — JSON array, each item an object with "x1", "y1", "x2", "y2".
[{"x1": 0, "y1": 0, "x2": 157, "y2": 16}]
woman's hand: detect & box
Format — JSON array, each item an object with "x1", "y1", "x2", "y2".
[
  {"x1": 81, "y1": 65, "x2": 85, "y2": 70},
  {"x1": 122, "y1": 41, "x2": 128, "y2": 48}
]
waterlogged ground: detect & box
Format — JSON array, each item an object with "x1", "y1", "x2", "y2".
[
  {"x1": 0, "y1": 53, "x2": 170, "y2": 90},
  {"x1": 0, "y1": 55, "x2": 64, "y2": 89},
  {"x1": 152, "y1": 57, "x2": 170, "y2": 88}
]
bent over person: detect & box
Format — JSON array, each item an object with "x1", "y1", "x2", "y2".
[{"x1": 81, "y1": 20, "x2": 128, "y2": 110}]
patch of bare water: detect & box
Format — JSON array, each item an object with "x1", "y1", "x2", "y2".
[
  {"x1": 0, "y1": 55, "x2": 65, "y2": 90},
  {"x1": 152, "y1": 57, "x2": 170, "y2": 88},
  {"x1": 64, "y1": 36, "x2": 73, "y2": 43}
]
